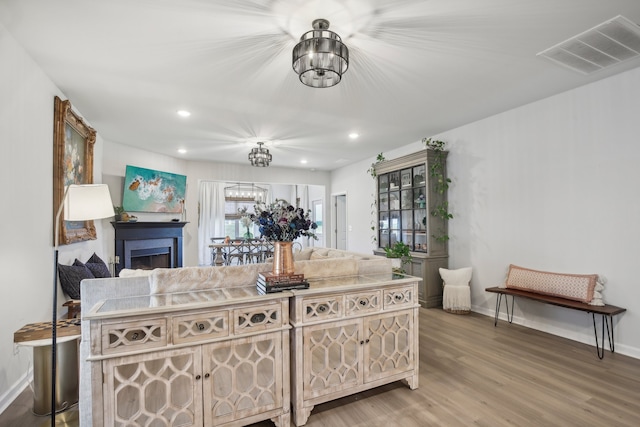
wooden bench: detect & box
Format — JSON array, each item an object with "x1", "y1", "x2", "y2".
[{"x1": 485, "y1": 266, "x2": 626, "y2": 359}]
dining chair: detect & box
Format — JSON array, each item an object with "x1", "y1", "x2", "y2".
[
  {"x1": 262, "y1": 241, "x2": 274, "y2": 261},
  {"x1": 225, "y1": 242, "x2": 247, "y2": 265},
  {"x1": 245, "y1": 239, "x2": 265, "y2": 264}
]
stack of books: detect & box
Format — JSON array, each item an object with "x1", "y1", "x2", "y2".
[{"x1": 257, "y1": 272, "x2": 309, "y2": 294}]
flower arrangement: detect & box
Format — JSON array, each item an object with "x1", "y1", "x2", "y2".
[
  {"x1": 251, "y1": 199, "x2": 318, "y2": 242},
  {"x1": 238, "y1": 207, "x2": 254, "y2": 239}
]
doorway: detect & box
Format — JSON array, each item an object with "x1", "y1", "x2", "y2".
[{"x1": 311, "y1": 199, "x2": 324, "y2": 247}]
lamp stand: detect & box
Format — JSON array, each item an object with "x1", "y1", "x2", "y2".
[
  {"x1": 48, "y1": 184, "x2": 114, "y2": 426},
  {"x1": 50, "y1": 188, "x2": 65, "y2": 427}
]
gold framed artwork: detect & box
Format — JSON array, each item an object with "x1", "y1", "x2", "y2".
[{"x1": 53, "y1": 96, "x2": 97, "y2": 245}]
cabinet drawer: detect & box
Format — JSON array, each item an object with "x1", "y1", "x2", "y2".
[
  {"x1": 383, "y1": 286, "x2": 416, "y2": 309},
  {"x1": 101, "y1": 317, "x2": 167, "y2": 355},
  {"x1": 345, "y1": 291, "x2": 382, "y2": 315},
  {"x1": 301, "y1": 295, "x2": 343, "y2": 322},
  {"x1": 233, "y1": 302, "x2": 283, "y2": 335},
  {"x1": 172, "y1": 310, "x2": 229, "y2": 344}
]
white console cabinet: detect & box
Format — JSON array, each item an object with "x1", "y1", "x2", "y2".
[
  {"x1": 86, "y1": 289, "x2": 291, "y2": 427},
  {"x1": 86, "y1": 273, "x2": 420, "y2": 427},
  {"x1": 289, "y1": 273, "x2": 420, "y2": 426}
]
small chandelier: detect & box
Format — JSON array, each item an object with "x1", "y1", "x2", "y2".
[
  {"x1": 292, "y1": 19, "x2": 349, "y2": 88},
  {"x1": 248, "y1": 142, "x2": 272, "y2": 167}
]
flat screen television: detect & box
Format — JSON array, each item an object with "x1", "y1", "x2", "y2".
[{"x1": 122, "y1": 165, "x2": 186, "y2": 213}]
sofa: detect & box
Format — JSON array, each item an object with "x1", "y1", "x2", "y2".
[{"x1": 78, "y1": 247, "x2": 392, "y2": 425}]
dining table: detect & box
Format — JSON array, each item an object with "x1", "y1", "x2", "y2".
[{"x1": 209, "y1": 240, "x2": 271, "y2": 266}]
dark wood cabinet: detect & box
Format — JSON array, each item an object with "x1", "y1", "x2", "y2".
[{"x1": 374, "y1": 150, "x2": 449, "y2": 308}]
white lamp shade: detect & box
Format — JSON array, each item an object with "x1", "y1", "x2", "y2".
[{"x1": 64, "y1": 184, "x2": 114, "y2": 221}]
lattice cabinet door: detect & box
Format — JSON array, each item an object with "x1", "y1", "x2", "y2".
[
  {"x1": 363, "y1": 310, "x2": 415, "y2": 383},
  {"x1": 202, "y1": 331, "x2": 284, "y2": 426},
  {"x1": 102, "y1": 347, "x2": 203, "y2": 427},
  {"x1": 302, "y1": 318, "x2": 363, "y2": 400}
]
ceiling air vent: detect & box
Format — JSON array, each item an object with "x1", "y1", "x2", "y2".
[{"x1": 537, "y1": 15, "x2": 640, "y2": 74}]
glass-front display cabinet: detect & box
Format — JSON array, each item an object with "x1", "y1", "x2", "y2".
[{"x1": 374, "y1": 149, "x2": 449, "y2": 307}]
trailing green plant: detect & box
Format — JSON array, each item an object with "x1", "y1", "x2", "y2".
[
  {"x1": 430, "y1": 202, "x2": 453, "y2": 242},
  {"x1": 370, "y1": 198, "x2": 378, "y2": 244},
  {"x1": 367, "y1": 152, "x2": 386, "y2": 179},
  {"x1": 383, "y1": 241, "x2": 413, "y2": 273},
  {"x1": 422, "y1": 137, "x2": 452, "y2": 243},
  {"x1": 423, "y1": 138, "x2": 451, "y2": 193}
]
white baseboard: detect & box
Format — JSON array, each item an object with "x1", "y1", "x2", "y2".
[
  {"x1": 472, "y1": 304, "x2": 640, "y2": 360},
  {"x1": 0, "y1": 369, "x2": 32, "y2": 416}
]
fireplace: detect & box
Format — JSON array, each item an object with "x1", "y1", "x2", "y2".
[{"x1": 112, "y1": 221, "x2": 187, "y2": 276}]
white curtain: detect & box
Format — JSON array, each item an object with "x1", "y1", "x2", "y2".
[
  {"x1": 293, "y1": 185, "x2": 311, "y2": 249},
  {"x1": 197, "y1": 181, "x2": 226, "y2": 265}
]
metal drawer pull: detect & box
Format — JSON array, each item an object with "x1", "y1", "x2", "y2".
[
  {"x1": 197, "y1": 323, "x2": 205, "y2": 330},
  {"x1": 395, "y1": 294, "x2": 404, "y2": 301},
  {"x1": 195, "y1": 375, "x2": 201, "y2": 380},
  {"x1": 131, "y1": 332, "x2": 139, "y2": 340},
  {"x1": 318, "y1": 304, "x2": 328, "y2": 312},
  {"x1": 250, "y1": 313, "x2": 266, "y2": 323},
  {"x1": 359, "y1": 300, "x2": 367, "y2": 306},
  {"x1": 204, "y1": 373, "x2": 210, "y2": 379}
]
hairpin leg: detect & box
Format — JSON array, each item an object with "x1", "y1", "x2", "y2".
[{"x1": 592, "y1": 313, "x2": 615, "y2": 359}]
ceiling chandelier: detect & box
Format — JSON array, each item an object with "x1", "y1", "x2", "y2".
[
  {"x1": 248, "y1": 142, "x2": 272, "y2": 167},
  {"x1": 224, "y1": 183, "x2": 268, "y2": 201},
  {"x1": 292, "y1": 19, "x2": 349, "y2": 88}
]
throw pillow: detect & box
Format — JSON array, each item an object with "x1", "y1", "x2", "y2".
[
  {"x1": 505, "y1": 264, "x2": 597, "y2": 303},
  {"x1": 439, "y1": 267, "x2": 472, "y2": 287},
  {"x1": 327, "y1": 250, "x2": 346, "y2": 258},
  {"x1": 58, "y1": 262, "x2": 95, "y2": 299},
  {"x1": 294, "y1": 247, "x2": 313, "y2": 261},
  {"x1": 85, "y1": 252, "x2": 111, "y2": 278},
  {"x1": 310, "y1": 251, "x2": 329, "y2": 260}
]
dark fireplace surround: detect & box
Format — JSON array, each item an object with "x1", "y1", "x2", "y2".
[{"x1": 112, "y1": 221, "x2": 187, "y2": 276}]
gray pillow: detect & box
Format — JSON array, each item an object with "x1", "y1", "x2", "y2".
[
  {"x1": 85, "y1": 252, "x2": 111, "y2": 278},
  {"x1": 58, "y1": 262, "x2": 94, "y2": 299}
]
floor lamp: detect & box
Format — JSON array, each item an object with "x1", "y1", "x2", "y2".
[{"x1": 52, "y1": 184, "x2": 113, "y2": 426}]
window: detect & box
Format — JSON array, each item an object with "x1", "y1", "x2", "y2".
[
  {"x1": 224, "y1": 199, "x2": 258, "y2": 238},
  {"x1": 223, "y1": 184, "x2": 267, "y2": 239}
]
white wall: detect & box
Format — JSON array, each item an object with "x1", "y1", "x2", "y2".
[
  {"x1": 0, "y1": 25, "x2": 112, "y2": 410},
  {"x1": 333, "y1": 66, "x2": 640, "y2": 358}
]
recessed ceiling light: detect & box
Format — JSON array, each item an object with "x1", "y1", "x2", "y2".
[
  {"x1": 301, "y1": 159, "x2": 308, "y2": 164},
  {"x1": 349, "y1": 133, "x2": 359, "y2": 139},
  {"x1": 177, "y1": 148, "x2": 187, "y2": 154},
  {"x1": 177, "y1": 110, "x2": 191, "y2": 117}
]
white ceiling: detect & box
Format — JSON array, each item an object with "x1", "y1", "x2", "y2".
[{"x1": 2, "y1": 0, "x2": 640, "y2": 171}]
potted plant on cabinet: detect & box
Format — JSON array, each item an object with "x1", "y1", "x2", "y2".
[
  {"x1": 383, "y1": 241, "x2": 413, "y2": 274},
  {"x1": 113, "y1": 205, "x2": 127, "y2": 221}
]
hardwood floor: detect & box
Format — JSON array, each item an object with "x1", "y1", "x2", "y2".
[{"x1": 2, "y1": 308, "x2": 639, "y2": 426}]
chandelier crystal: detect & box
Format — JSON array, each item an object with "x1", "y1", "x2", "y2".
[
  {"x1": 248, "y1": 142, "x2": 272, "y2": 167},
  {"x1": 292, "y1": 19, "x2": 349, "y2": 88}
]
